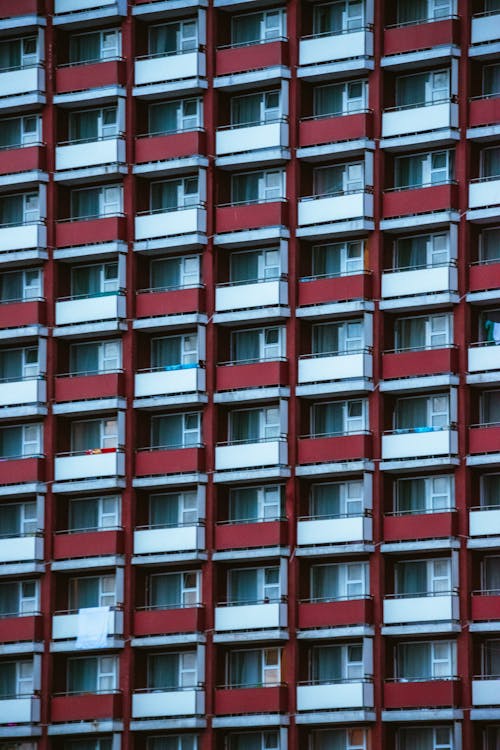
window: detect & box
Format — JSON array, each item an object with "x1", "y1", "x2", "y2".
[
  {"x1": 148, "y1": 491, "x2": 198, "y2": 527},
  {"x1": 395, "y1": 314, "x2": 452, "y2": 351},
  {"x1": 67, "y1": 655, "x2": 117, "y2": 694},
  {"x1": 0, "y1": 346, "x2": 39, "y2": 381},
  {"x1": 151, "y1": 177, "x2": 199, "y2": 211},
  {"x1": 483, "y1": 64, "x2": 500, "y2": 97},
  {"x1": 70, "y1": 340, "x2": 121, "y2": 376},
  {"x1": 311, "y1": 399, "x2": 367, "y2": 436},
  {"x1": 0, "y1": 424, "x2": 42, "y2": 458},
  {"x1": 395, "y1": 69, "x2": 449, "y2": 108},
  {"x1": 69, "y1": 29, "x2": 121, "y2": 64},
  {"x1": 149, "y1": 98, "x2": 202, "y2": 135},
  {"x1": 69, "y1": 574, "x2": 116, "y2": 610},
  {"x1": 397, "y1": 641, "x2": 455, "y2": 680},
  {"x1": 0, "y1": 661, "x2": 33, "y2": 698},
  {"x1": 68, "y1": 496, "x2": 120, "y2": 533},
  {"x1": 480, "y1": 228, "x2": 500, "y2": 264},
  {"x1": 0, "y1": 580, "x2": 38, "y2": 617},
  {"x1": 71, "y1": 259, "x2": 120, "y2": 301},
  {"x1": 482, "y1": 556, "x2": 500, "y2": 593},
  {"x1": 310, "y1": 241, "x2": 364, "y2": 278},
  {"x1": 0, "y1": 37, "x2": 38, "y2": 71},
  {"x1": 310, "y1": 643, "x2": 364, "y2": 683},
  {"x1": 149, "y1": 571, "x2": 199, "y2": 609},
  {"x1": 484, "y1": 728, "x2": 500, "y2": 750},
  {"x1": 396, "y1": 727, "x2": 453, "y2": 750},
  {"x1": 147, "y1": 651, "x2": 197, "y2": 689},
  {"x1": 309, "y1": 480, "x2": 363, "y2": 518},
  {"x1": 148, "y1": 21, "x2": 197, "y2": 55},
  {"x1": 70, "y1": 185, "x2": 122, "y2": 220},
  {"x1": 313, "y1": 162, "x2": 364, "y2": 195},
  {"x1": 397, "y1": 0, "x2": 452, "y2": 25},
  {"x1": 68, "y1": 108, "x2": 118, "y2": 143},
  {"x1": 310, "y1": 728, "x2": 367, "y2": 750},
  {"x1": 231, "y1": 91, "x2": 281, "y2": 126},
  {"x1": 147, "y1": 737, "x2": 198, "y2": 750},
  {"x1": 228, "y1": 647, "x2": 281, "y2": 687},
  {"x1": 230, "y1": 248, "x2": 280, "y2": 284},
  {"x1": 311, "y1": 562, "x2": 368, "y2": 601},
  {"x1": 0, "y1": 501, "x2": 37, "y2": 538},
  {"x1": 0, "y1": 193, "x2": 39, "y2": 226},
  {"x1": 70, "y1": 418, "x2": 118, "y2": 452},
  {"x1": 394, "y1": 394, "x2": 450, "y2": 431},
  {"x1": 151, "y1": 333, "x2": 198, "y2": 369},
  {"x1": 312, "y1": 320, "x2": 363, "y2": 355},
  {"x1": 0, "y1": 268, "x2": 41, "y2": 303},
  {"x1": 314, "y1": 80, "x2": 367, "y2": 117},
  {"x1": 228, "y1": 485, "x2": 283, "y2": 523},
  {"x1": 395, "y1": 476, "x2": 453, "y2": 514},
  {"x1": 64, "y1": 739, "x2": 112, "y2": 750},
  {"x1": 481, "y1": 474, "x2": 500, "y2": 508},
  {"x1": 313, "y1": 1, "x2": 364, "y2": 35},
  {"x1": 481, "y1": 147, "x2": 500, "y2": 180},
  {"x1": 0, "y1": 115, "x2": 40, "y2": 150},
  {"x1": 231, "y1": 170, "x2": 284, "y2": 204},
  {"x1": 229, "y1": 406, "x2": 281, "y2": 442},
  {"x1": 395, "y1": 150, "x2": 453, "y2": 188},
  {"x1": 228, "y1": 566, "x2": 281, "y2": 604},
  {"x1": 484, "y1": 639, "x2": 500, "y2": 677},
  {"x1": 151, "y1": 413, "x2": 201, "y2": 449},
  {"x1": 231, "y1": 9, "x2": 286, "y2": 45},
  {"x1": 395, "y1": 558, "x2": 451, "y2": 596},
  {"x1": 482, "y1": 390, "x2": 500, "y2": 426},
  {"x1": 231, "y1": 327, "x2": 285, "y2": 364},
  {"x1": 150, "y1": 255, "x2": 200, "y2": 291},
  {"x1": 394, "y1": 232, "x2": 449, "y2": 270}
]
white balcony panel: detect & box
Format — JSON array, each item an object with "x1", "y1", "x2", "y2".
[
  {"x1": 54, "y1": 451, "x2": 125, "y2": 481},
  {"x1": 0, "y1": 67, "x2": 44, "y2": 98},
  {"x1": 135, "y1": 52, "x2": 205, "y2": 86},
  {"x1": 55, "y1": 0, "x2": 118, "y2": 10},
  {"x1": 297, "y1": 682, "x2": 374, "y2": 712},
  {"x1": 55, "y1": 294, "x2": 125, "y2": 326},
  {"x1": 382, "y1": 265, "x2": 457, "y2": 299},
  {"x1": 0, "y1": 696, "x2": 39, "y2": 724},
  {"x1": 472, "y1": 679, "x2": 500, "y2": 706},
  {"x1": 298, "y1": 192, "x2": 373, "y2": 226},
  {"x1": 215, "y1": 440, "x2": 287, "y2": 471},
  {"x1": 135, "y1": 368, "x2": 205, "y2": 398},
  {"x1": 468, "y1": 345, "x2": 500, "y2": 373},
  {"x1": 216, "y1": 121, "x2": 288, "y2": 156},
  {"x1": 299, "y1": 30, "x2": 373, "y2": 66},
  {"x1": 469, "y1": 179, "x2": 500, "y2": 209},
  {"x1": 56, "y1": 138, "x2": 125, "y2": 171},
  {"x1": 133, "y1": 525, "x2": 205, "y2": 555},
  {"x1": 298, "y1": 352, "x2": 372, "y2": 384},
  {"x1": 469, "y1": 508, "x2": 500, "y2": 537},
  {"x1": 382, "y1": 429, "x2": 457, "y2": 460},
  {"x1": 135, "y1": 208, "x2": 206, "y2": 240},
  {"x1": 383, "y1": 594, "x2": 458, "y2": 624},
  {"x1": 132, "y1": 689, "x2": 204, "y2": 718},
  {"x1": 52, "y1": 609, "x2": 123, "y2": 640},
  {"x1": 215, "y1": 602, "x2": 287, "y2": 632},
  {"x1": 0, "y1": 223, "x2": 46, "y2": 253},
  {"x1": 297, "y1": 516, "x2": 372, "y2": 547},
  {"x1": 471, "y1": 14, "x2": 500, "y2": 45},
  {"x1": 0, "y1": 378, "x2": 45, "y2": 407},
  {"x1": 215, "y1": 280, "x2": 288, "y2": 312},
  {"x1": 0, "y1": 535, "x2": 43, "y2": 564},
  {"x1": 382, "y1": 102, "x2": 458, "y2": 138}
]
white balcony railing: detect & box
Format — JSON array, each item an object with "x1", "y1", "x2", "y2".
[
  {"x1": 381, "y1": 264, "x2": 457, "y2": 299},
  {"x1": 299, "y1": 28, "x2": 373, "y2": 67},
  {"x1": 0, "y1": 222, "x2": 46, "y2": 253},
  {"x1": 297, "y1": 514, "x2": 372, "y2": 546},
  {"x1": 0, "y1": 696, "x2": 40, "y2": 724},
  {"x1": 52, "y1": 608, "x2": 123, "y2": 641},
  {"x1": 215, "y1": 601, "x2": 287, "y2": 632},
  {"x1": 297, "y1": 680, "x2": 374, "y2": 711},
  {"x1": 469, "y1": 507, "x2": 500, "y2": 537},
  {"x1": 135, "y1": 367, "x2": 205, "y2": 399},
  {"x1": 215, "y1": 438, "x2": 287, "y2": 471},
  {"x1": 0, "y1": 66, "x2": 44, "y2": 99},
  {"x1": 298, "y1": 350, "x2": 372, "y2": 384},
  {"x1": 0, "y1": 534, "x2": 43, "y2": 565},
  {"x1": 135, "y1": 51, "x2": 206, "y2": 87},
  {"x1": 298, "y1": 190, "x2": 373, "y2": 226},
  {"x1": 135, "y1": 206, "x2": 206, "y2": 240},
  {"x1": 132, "y1": 688, "x2": 205, "y2": 718},
  {"x1": 469, "y1": 178, "x2": 500, "y2": 209},
  {"x1": 55, "y1": 137, "x2": 125, "y2": 172},
  {"x1": 382, "y1": 102, "x2": 458, "y2": 138},
  {"x1": 383, "y1": 593, "x2": 459, "y2": 624},
  {"x1": 472, "y1": 678, "x2": 500, "y2": 706},
  {"x1": 468, "y1": 343, "x2": 500, "y2": 373},
  {"x1": 216, "y1": 120, "x2": 288, "y2": 156},
  {"x1": 133, "y1": 524, "x2": 205, "y2": 555},
  {"x1": 382, "y1": 428, "x2": 458, "y2": 460},
  {"x1": 215, "y1": 279, "x2": 288, "y2": 312},
  {"x1": 471, "y1": 12, "x2": 500, "y2": 46},
  {"x1": 54, "y1": 449, "x2": 125, "y2": 482},
  {"x1": 0, "y1": 377, "x2": 45, "y2": 407},
  {"x1": 55, "y1": 293, "x2": 125, "y2": 326}
]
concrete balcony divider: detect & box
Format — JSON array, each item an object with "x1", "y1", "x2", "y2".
[
  {"x1": 215, "y1": 279, "x2": 287, "y2": 312},
  {"x1": 55, "y1": 293, "x2": 125, "y2": 326},
  {"x1": 299, "y1": 29, "x2": 373, "y2": 66},
  {"x1": 381, "y1": 264, "x2": 457, "y2": 299},
  {"x1": 135, "y1": 207, "x2": 206, "y2": 240},
  {"x1": 133, "y1": 524, "x2": 205, "y2": 555},
  {"x1": 0, "y1": 377, "x2": 45, "y2": 407},
  {"x1": 382, "y1": 102, "x2": 458, "y2": 138},
  {"x1": 54, "y1": 450, "x2": 125, "y2": 482},
  {"x1": 297, "y1": 680, "x2": 374, "y2": 711},
  {"x1": 298, "y1": 351, "x2": 372, "y2": 384},
  {"x1": 134, "y1": 367, "x2": 205, "y2": 399},
  {"x1": 0, "y1": 534, "x2": 43, "y2": 564},
  {"x1": 215, "y1": 438, "x2": 287, "y2": 471},
  {"x1": 298, "y1": 191, "x2": 373, "y2": 226},
  {"x1": 216, "y1": 120, "x2": 288, "y2": 156},
  {"x1": 132, "y1": 688, "x2": 205, "y2": 718},
  {"x1": 52, "y1": 608, "x2": 123, "y2": 641},
  {"x1": 383, "y1": 593, "x2": 459, "y2": 624},
  {"x1": 382, "y1": 428, "x2": 457, "y2": 460},
  {"x1": 0, "y1": 223, "x2": 46, "y2": 253},
  {"x1": 297, "y1": 514, "x2": 372, "y2": 546},
  {"x1": 215, "y1": 601, "x2": 287, "y2": 632},
  {"x1": 134, "y1": 51, "x2": 205, "y2": 87},
  {"x1": 55, "y1": 137, "x2": 125, "y2": 171}
]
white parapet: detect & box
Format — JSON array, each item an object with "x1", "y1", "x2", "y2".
[
  {"x1": 383, "y1": 594, "x2": 458, "y2": 624},
  {"x1": 297, "y1": 515, "x2": 372, "y2": 546},
  {"x1": 299, "y1": 30, "x2": 373, "y2": 66},
  {"x1": 56, "y1": 138, "x2": 125, "y2": 171},
  {"x1": 215, "y1": 440, "x2": 287, "y2": 471},
  {"x1": 135, "y1": 207, "x2": 206, "y2": 240},
  {"x1": 215, "y1": 602, "x2": 287, "y2": 632},
  {"x1": 298, "y1": 192, "x2": 373, "y2": 226},
  {"x1": 135, "y1": 52, "x2": 205, "y2": 86},
  {"x1": 216, "y1": 121, "x2": 288, "y2": 156},
  {"x1": 382, "y1": 429, "x2": 457, "y2": 460},
  {"x1": 55, "y1": 294, "x2": 125, "y2": 326},
  {"x1": 298, "y1": 352, "x2": 372, "y2": 384},
  {"x1": 215, "y1": 279, "x2": 288, "y2": 312},
  {"x1": 297, "y1": 681, "x2": 374, "y2": 711},
  {"x1": 382, "y1": 265, "x2": 457, "y2": 299},
  {"x1": 132, "y1": 689, "x2": 205, "y2": 718},
  {"x1": 54, "y1": 451, "x2": 125, "y2": 481},
  {"x1": 133, "y1": 525, "x2": 205, "y2": 555}
]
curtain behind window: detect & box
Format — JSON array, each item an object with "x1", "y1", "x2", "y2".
[
  {"x1": 71, "y1": 421, "x2": 100, "y2": 452},
  {"x1": 0, "y1": 663, "x2": 16, "y2": 698},
  {"x1": 232, "y1": 14, "x2": 261, "y2": 45},
  {"x1": 397, "y1": 0, "x2": 427, "y2": 24},
  {"x1": 149, "y1": 25, "x2": 178, "y2": 55},
  {"x1": 230, "y1": 568, "x2": 258, "y2": 603},
  {"x1": 395, "y1": 397, "x2": 428, "y2": 429},
  {"x1": 0, "y1": 119, "x2": 21, "y2": 149},
  {"x1": 70, "y1": 577, "x2": 99, "y2": 609},
  {"x1": 152, "y1": 416, "x2": 182, "y2": 448},
  {"x1": 313, "y1": 4, "x2": 343, "y2": 35},
  {"x1": 0, "y1": 427, "x2": 22, "y2": 458},
  {"x1": 311, "y1": 646, "x2": 342, "y2": 683},
  {"x1": 0, "y1": 196, "x2": 23, "y2": 226},
  {"x1": 0, "y1": 40, "x2": 21, "y2": 71},
  {"x1": 396, "y1": 561, "x2": 427, "y2": 595},
  {"x1": 484, "y1": 558, "x2": 500, "y2": 593},
  {"x1": 69, "y1": 111, "x2": 98, "y2": 143},
  {"x1": 232, "y1": 173, "x2": 259, "y2": 204},
  {"x1": 68, "y1": 658, "x2": 97, "y2": 693},
  {"x1": 0, "y1": 583, "x2": 18, "y2": 616},
  {"x1": 151, "y1": 574, "x2": 181, "y2": 608},
  {"x1": 396, "y1": 73, "x2": 426, "y2": 107},
  {"x1": 0, "y1": 504, "x2": 19, "y2": 536},
  {"x1": 69, "y1": 498, "x2": 98, "y2": 532},
  {"x1": 312, "y1": 245, "x2": 341, "y2": 277},
  {"x1": 151, "y1": 258, "x2": 181, "y2": 290},
  {"x1": 312, "y1": 565, "x2": 339, "y2": 600},
  {"x1": 69, "y1": 33, "x2": 101, "y2": 64},
  {"x1": 314, "y1": 166, "x2": 343, "y2": 196},
  {"x1": 233, "y1": 330, "x2": 260, "y2": 363},
  {"x1": 149, "y1": 102, "x2": 178, "y2": 135},
  {"x1": 230, "y1": 252, "x2": 259, "y2": 283},
  {"x1": 230, "y1": 488, "x2": 259, "y2": 522},
  {"x1": 397, "y1": 318, "x2": 426, "y2": 351},
  {"x1": 397, "y1": 479, "x2": 426, "y2": 513},
  {"x1": 482, "y1": 474, "x2": 500, "y2": 508},
  {"x1": 310, "y1": 484, "x2": 341, "y2": 518},
  {"x1": 151, "y1": 181, "x2": 179, "y2": 211},
  {"x1": 230, "y1": 410, "x2": 260, "y2": 441},
  {"x1": 231, "y1": 94, "x2": 261, "y2": 126},
  {"x1": 229, "y1": 650, "x2": 260, "y2": 687},
  {"x1": 314, "y1": 85, "x2": 344, "y2": 117},
  {"x1": 150, "y1": 494, "x2": 179, "y2": 527},
  {"x1": 396, "y1": 155, "x2": 425, "y2": 188},
  {"x1": 398, "y1": 642, "x2": 429, "y2": 680},
  {"x1": 395, "y1": 236, "x2": 427, "y2": 269},
  {"x1": 0, "y1": 349, "x2": 22, "y2": 381},
  {"x1": 152, "y1": 337, "x2": 181, "y2": 368},
  {"x1": 313, "y1": 403, "x2": 344, "y2": 436},
  {"x1": 484, "y1": 65, "x2": 500, "y2": 96},
  {"x1": 312, "y1": 324, "x2": 340, "y2": 355},
  {"x1": 483, "y1": 391, "x2": 500, "y2": 425},
  {"x1": 148, "y1": 654, "x2": 179, "y2": 688},
  {"x1": 70, "y1": 343, "x2": 99, "y2": 375},
  {"x1": 483, "y1": 148, "x2": 500, "y2": 179},
  {"x1": 0, "y1": 272, "x2": 22, "y2": 301},
  {"x1": 71, "y1": 189, "x2": 100, "y2": 220}
]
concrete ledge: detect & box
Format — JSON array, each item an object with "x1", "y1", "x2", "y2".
[
  {"x1": 0, "y1": 404, "x2": 47, "y2": 421},
  {"x1": 0, "y1": 482, "x2": 45, "y2": 498},
  {"x1": 53, "y1": 398, "x2": 126, "y2": 416},
  {"x1": 54, "y1": 87, "x2": 125, "y2": 107},
  {"x1": 0, "y1": 325, "x2": 47, "y2": 343},
  {"x1": 298, "y1": 626, "x2": 374, "y2": 640},
  {"x1": 214, "y1": 387, "x2": 290, "y2": 404},
  {"x1": 54, "y1": 240, "x2": 127, "y2": 261},
  {"x1": 381, "y1": 539, "x2": 460, "y2": 554},
  {"x1": 0, "y1": 726, "x2": 41, "y2": 738},
  {"x1": 133, "y1": 472, "x2": 207, "y2": 489},
  {"x1": 52, "y1": 477, "x2": 126, "y2": 494},
  {"x1": 133, "y1": 156, "x2": 208, "y2": 177},
  {"x1": 212, "y1": 546, "x2": 290, "y2": 562},
  {"x1": 214, "y1": 227, "x2": 289, "y2": 248},
  {"x1": 216, "y1": 148, "x2": 290, "y2": 170},
  {"x1": 214, "y1": 66, "x2": 291, "y2": 91},
  {"x1": 379, "y1": 292, "x2": 459, "y2": 312},
  {"x1": 213, "y1": 628, "x2": 289, "y2": 644},
  {"x1": 48, "y1": 721, "x2": 123, "y2": 736},
  {"x1": 296, "y1": 460, "x2": 374, "y2": 477},
  {"x1": 297, "y1": 138, "x2": 374, "y2": 162},
  {"x1": 471, "y1": 708, "x2": 500, "y2": 720},
  {"x1": 379, "y1": 375, "x2": 459, "y2": 393},
  {"x1": 132, "y1": 78, "x2": 208, "y2": 99},
  {"x1": 132, "y1": 551, "x2": 207, "y2": 566},
  {"x1": 212, "y1": 714, "x2": 289, "y2": 728},
  {"x1": 297, "y1": 59, "x2": 374, "y2": 82},
  {"x1": 0, "y1": 642, "x2": 44, "y2": 656},
  {"x1": 132, "y1": 0, "x2": 208, "y2": 15},
  {"x1": 297, "y1": 301, "x2": 374, "y2": 320},
  {"x1": 133, "y1": 393, "x2": 208, "y2": 410},
  {"x1": 380, "y1": 128, "x2": 459, "y2": 152},
  {"x1": 295, "y1": 710, "x2": 376, "y2": 724},
  {"x1": 470, "y1": 621, "x2": 500, "y2": 632},
  {"x1": 467, "y1": 453, "x2": 500, "y2": 467},
  {"x1": 381, "y1": 622, "x2": 460, "y2": 637},
  {"x1": 54, "y1": 164, "x2": 127, "y2": 184},
  {"x1": 381, "y1": 45, "x2": 460, "y2": 70},
  {"x1": 0, "y1": 170, "x2": 48, "y2": 190},
  {"x1": 380, "y1": 457, "x2": 459, "y2": 473},
  {"x1": 131, "y1": 633, "x2": 206, "y2": 648},
  {"x1": 133, "y1": 313, "x2": 208, "y2": 331},
  {"x1": 296, "y1": 379, "x2": 373, "y2": 398},
  {"x1": 50, "y1": 637, "x2": 124, "y2": 653},
  {"x1": 0, "y1": 561, "x2": 44, "y2": 578},
  {"x1": 213, "y1": 306, "x2": 290, "y2": 325},
  {"x1": 52, "y1": 320, "x2": 127, "y2": 338},
  {"x1": 296, "y1": 543, "x2": 374, "y2": 557},
  {"x1": 380, "y1": 210, "x2": 460, "y2": 232},
  {"x1": 467, "y1": 535, "x2": 500, "y2": 549},
  {"x1": 51, "y1": 555, "x2": 124, "y2": 572},
  {"x1": 213, "y1": 467, "x2": 291, "y2": 484},
  {"x1": 133, "y1": 233, "x2": 207, "y2": 254},
  {"x1": 130, "y1": 718, "x2": 206, "y2": 732},
  {"x1": 467, "y1": 206, "x2": 500, "y2": 223},
  {"x1": 296, "y1": 218, "x2": 374, "y2": 240},
  {"x1": 382, "y1": 709, "x2": 463, "y2": 722}
]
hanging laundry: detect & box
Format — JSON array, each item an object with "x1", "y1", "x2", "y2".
[
  {"x1": 485, "y1": 320, "x2": 500, "y2": 344},
  {"x1": 75, "y1": 606, "x2": 110, "y2": 649}
]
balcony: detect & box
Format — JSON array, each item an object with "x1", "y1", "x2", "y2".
[
  {"x1": 133, "y1": 523, "x2": 205, "y2": 557},
  {"x1": 215, "y1": 278, "x2": 288, "y2": 318},
  {"x1": 215, "y1": 200, "x2": 288, "y2": 237},
  {"x1": 470, "y1": 11, "x2": 500, "y2": 53},
  {"x1": 0, "y1": 455, "x2": 44, "y2": 488},
  {"x1": 216, "y1": 40, "x2": 288, "y2": 78},
  {"x1": 469, "y1": 260, "x2": 500, "y2": 302},
  {"x1": 381, "y1": 264, "x2": 458, "y2": 308},
  {"x1": 0, "y1": 376, "x2": 45, "y2": 410},
  {"x1": 132, "y1": 688, "x2": 204, "y2": 718},
  {"x1": 0, "y1": 614, "x2": 42, "y2": 644},
  {"x1": 55, "y1": 59, "x2": 126, "y2": 96},
  {"x1": 472, "y1": 678, "x2": 500, "y2": 706},
  {"x1": 52, "y1": 608, "x2": 123, "y2": 642},
  {"x1": 51, "y1": 692, "x2": 122, "y2": 723},
  {"x1": 134, "y1": 51, "x2": 206, "y2": 96},
  {"x1": 134, "y1": 606, "x2": 204, "y2": 637},
  {"x1": 383, "y1": 593, "x2": 459, "y2": 625},
  {"x1": 298, "y1": 28, "x2": 373, "y2": 77},
  {"x1": 135, "y1": 130, "x2": 206, "y2": 171},
  {"x1": 0, "y1": 0, "x2": 43, "y2": 18},
  {"x1": 215, "y1": 520, "x2": 287, "y2": 551},
  {"x1": 384, "y1": 679, "x2": 460, "y2": 709},
  {"x1": 382, "y1": 428, "x2": 458, "y2": 462},
  {"x1": 215, "y1": 601, "x2": 287, "y2": 632},
  {"x1": 52, "y1": 0, "x2": 126, "y2": 25},
  {"x1": 469, "y1": 96, "x2": 500, "y2": 138},
  {"x1": 384, "y1": 512, "x2": 457, "y2": 543},
  {"x1": 215, "y1": 685, "x2": 287, "y2": 715},
  {"x1": 468, "y1": 343, "x2": 500, "y2": 377},
  {"x1": 135, "y1": 446, "x2": 205, "y2": 481},
  {"x1": 381, "y1": 102, "x2": 458, "y2": 147},
  {"x1": 215, "y1": 120, "x2": 288, "y2": 164},
  {"x1": 0, "y1": 696, "x2": 39, "y2": 725},
  {"x1": 55, "y1": 372, "x2": 124, "y2": 405},
  {"x1": 297, "y1": 433, "x2": 372, "y2": 469},
  {"x1": 0, "y1": 300, "x2": 45, "y2": 335},
  {"x1": 0, "y1": 144, "x2": 45, "y2": 180},
  {"x1": 55, "y1": 137, "x2": 126, "y2": 179},
  {"x1": 469, "y1": 425, "x2": 500, "y2": 459},
  {"x1": 53, "y1": 529, "x2": 123, "y2": 560},
  {"x1": 298, "y1": 273, "x2": 372, "y2": 313},
  {"x1": 216, "y1": 361, "x2": 289, "y2": 394},
  {"x1": 469, "y1": 506, "x2": 500, "y2": 538},
  {"x1": 382, "y1": 348, "x2": 458, "y2": 383},
  {"x1": 54, "y1": 449, "x2": 125, "y2": 483},
  {"x1": 297, "y1": 190, "x2": 373, "y2": 236},
  {"x1": 135, "y1": 286, "x2": 205, "y2": 322},
  {"x1": 55, "y1": 293, "x2": 125, "y2": 328},
  {"x1": 471, "y1": 592, "x2": 500, "y2": 622},
  {"x1": 135, "y1": 206, "x2": 207, "y2": 245},
  {"x1": 299, "y1": 112, "x2": 373, "y2": 153},
  {"x1": 0, "y1": 533, "x2": 43, "y2": 566},
  {"x1": 215, "y1": 438, "x2": 287, "y2": 473},
  {"x1": 297, "y1": 680, "x2": 374, "y2": 712},
  {"x1": 0, "y1": 65, "x2": 44, "y2": 110},
  {"x1": 383, "y1": 17, "x2": 460, "y2": 58},
  {"x1": 469, "y1": 177, "x2": 500, "y2": 217},
  {"x1": 297, "y1": 514, "x2": 372, "y2": 548},
  {"x1": 297, "y1": 350, "x2": 372, "y2": 392},
  {"x1": 382, "y1": 183, "x2": 458, "y2": 226},
  {"x1": 298, "y1": 598, "x2": 373, "y2": 629},
  {"x1": 55, "y1": 216, "x2": 126, "y2": 249},
  {"x1": 0, "y1": 222, "x2": 46, "y2": 253},
  {"x1": 134, "y1": 366, "x2": 206, "y2": 403}
]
